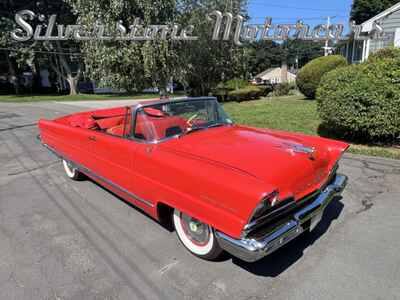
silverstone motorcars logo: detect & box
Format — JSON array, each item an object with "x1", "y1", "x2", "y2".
[{"x1": 11, "y1": 10, "x2": 379, "y2": 45}]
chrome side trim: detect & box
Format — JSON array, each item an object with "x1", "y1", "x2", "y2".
[
  {"x1": 215, "y1": 174, "x2": 348, "y2": 262},
  {"x1": 242, "y1": 197, "x2": 296, "y2": 237},
  {"x1": 40, "y1": 141, "x2": 154, "y2": 208},
  {"x1": 242, "y1": 166, "x2": 339, "y2": 238}
]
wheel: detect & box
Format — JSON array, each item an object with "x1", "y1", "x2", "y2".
[
  {"x1": 173, "y1": 209, "x2": 223, "y2": 260},
  {"x1": 62, "y1": 160, "x2": 84, "y2": 181}
]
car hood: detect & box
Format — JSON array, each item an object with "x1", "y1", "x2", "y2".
[{"x1": 163, "y1": 125, "x2": 347, "y2": 201}]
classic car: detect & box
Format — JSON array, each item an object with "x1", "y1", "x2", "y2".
[{"x1": 38, "y1": 97, "x2": 348, "y2": 262}]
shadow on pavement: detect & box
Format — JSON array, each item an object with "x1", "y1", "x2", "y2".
[
  {"x1": 84, "y1": 175, "x2": 344, "y2": 275},
  {"x1": 231, "y1": 197, "x2": 344, "y2": 277}
]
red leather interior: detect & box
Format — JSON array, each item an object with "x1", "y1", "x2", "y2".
[
  {"x1": 143, "y1": 107, "x2": 166, "y2": 118},
  {"x1": 96, "y1": 116, "x2": 124, "y2": 130},
  {"x1": 91, "y1": 107, "x2": 127, "y2": 118},
  {"x1": 69, "y1": 114, "x2": 98, "y2": 129},
  {"x1": 67, "y1": 106, "x2": 188, "y2": 140},
  {"x1": 107, "y1": 114, "x2": 132, "y2": 136},
  {"x1": 135, "y1": 113, "x2": 187, "y2": 140},
  {"x1": 107, "y1": 124, "x2": 125, "y2": 136}
]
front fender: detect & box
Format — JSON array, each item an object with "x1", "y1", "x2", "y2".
[{"x1": 132, "y1": 145, "x2": 274, "y2": 239}]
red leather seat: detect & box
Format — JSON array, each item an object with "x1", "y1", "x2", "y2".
[
  {"x1": 69, "y1": 114, "x2": 98, "y2": 129},
  {"x1": 104, "y1": 108, "x2": 188, "y2": 140},
  {"x1": 106, "y1": 113, "x2": 132, "y2": 137},
  {"x1": 96, "y1": 116, "x2": 124, "y2": 130},
  {"x1": 135, "y1": 113, "x2": 187, "y2": 140}
]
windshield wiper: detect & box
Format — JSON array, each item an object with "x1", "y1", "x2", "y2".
[
  {"x1": 207, "y1": 122, "x2": 227, "y2": 129},
  {"x1": 184, "y1": 126, "x2": 208, "y2": 135},
  {"x1": 183, "y1": 122, "x2": 228, "y2": 137}
]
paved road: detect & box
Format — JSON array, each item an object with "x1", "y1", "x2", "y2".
[{"x1": 1, "y1": 101, "x2": 400, "y2": 300}]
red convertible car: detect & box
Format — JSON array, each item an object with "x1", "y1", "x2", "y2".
[{"x1": 38, "y1": 97, "x2": 348, "y2": 262}]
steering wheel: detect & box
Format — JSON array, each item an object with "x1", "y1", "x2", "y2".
[{"x1": 186, "y1": 114, "x2": 199, "y2": 128}]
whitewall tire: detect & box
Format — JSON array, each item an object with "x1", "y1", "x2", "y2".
[
  {"x1": 62, "y1": 160, "x2": 84, "y2": 181},
  {"x1": 173, "y1": 209, "x2": 223, "y2": 260}
]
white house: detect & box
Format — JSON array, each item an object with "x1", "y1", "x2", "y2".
[
  {"x1": 340, "y1": 2, "x2": 400, "y2": 63},
  {"x1": 252, "y1": 67, "x2": 296, "y2": 85}
]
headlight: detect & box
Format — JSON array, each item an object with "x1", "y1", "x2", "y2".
[{"x1": 249, "y1": 190, "x2": 279, "y2": 222}]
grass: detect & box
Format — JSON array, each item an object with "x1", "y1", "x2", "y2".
[
  {"x1": 2, "y1": 92, "x2": 399, "y2": 160},
  {"x1": 0, "y1": 93, "x2": 164, "y2": 103},
  {"x1": 223, "y1": 95, "x2": 400, "y2": 160}
]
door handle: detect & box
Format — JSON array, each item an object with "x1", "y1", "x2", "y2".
[{"x1": 88, "y1": 136, "x2": 97, "y2": 141}]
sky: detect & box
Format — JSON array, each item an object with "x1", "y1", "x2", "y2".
[{"x1": 248, "y1": 0, "x2": 354, "y2": 32}]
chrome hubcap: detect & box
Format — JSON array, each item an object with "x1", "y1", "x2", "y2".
[
  {"x1": 65, "y1": 161, "x2": 74, "y2": 171},
  {"x1": 180, "y1": 214, "x2": 210, "y2": 245}
]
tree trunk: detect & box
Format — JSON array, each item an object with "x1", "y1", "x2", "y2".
[
  {"x1": 6, "y1": 55, "x2": 20, "y2": 95},
  {"x1": 66, "y1": 75, "x2": 78, "y2": 96},
  {"x1": 31, "y1": 61, "x2": 42, "y2": 93},
  {"x1": 54, "y1": 42, "x2": 80, "y2": 96}
]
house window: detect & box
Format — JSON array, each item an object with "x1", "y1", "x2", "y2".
[
  {"x1": 352, "y1": 40, "x2": 364, "y2": 63},
  {"x1": 370, "y1": 32, "x2": 395, "y2": 54}
]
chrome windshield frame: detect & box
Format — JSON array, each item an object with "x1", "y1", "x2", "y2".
[{"x1": 129, "y1": 97, "x2": 231, "y2": 144}]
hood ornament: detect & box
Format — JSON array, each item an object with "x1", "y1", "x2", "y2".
[{"x1": 287, "y1": 144, "x2": 316, "y2": 160}]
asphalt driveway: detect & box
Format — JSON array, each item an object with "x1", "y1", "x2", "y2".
[{"x1": 0, "y1": 100, "x2": 399, "y2": 300}]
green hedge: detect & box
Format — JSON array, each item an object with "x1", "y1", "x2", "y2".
[
  {"x1": 226, "y1": 85, "x2": 266, "y2": 102},
  {"x1": 316, "y1": 58, "x2": 400, "y2": 143},
  {"x1": 297, "y1": 55, "x2": 348, "y2": 99},
  {"x1": 218, "y1": 79, "x2": 249, "y2": 90},
  {"x1": 213, "y1": 83, "x2": 267, "y2": 102},
  {"x1": 367, "y1": 47, "x2": 400, "y2": 63},
  {"x1": 272, "y1": 82, "x2": 298, "y2": 96}
]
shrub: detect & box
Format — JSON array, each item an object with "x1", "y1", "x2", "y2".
[
  {"x1": 223, "y1": 78, "x2": 249, "y2": 90},
  {"x1": 272, "y1": 83, "x2": 291, "y2": 96},
  {"x1": 272, "y1": 82, "x2": 297, "y2": 97},
  {"x1": 367, "y1": 47, "x2": 400, "y2": 63},
  {"x1": 297, "y1": 55, "x2": 348, "y2": 99},
  {"x1": 316, "y1": 58, "x2": 400, "y2": 143},
  {"x1": 226, "y1": 85, "x2": 266, "y2": 102},
  {"x1": 213, "y1": 80, "x2": 267, "y2": 102}
]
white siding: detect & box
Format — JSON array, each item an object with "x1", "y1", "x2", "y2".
[
  {"x1": 380, "y1": 9, "x2": 400, "y2": 32},
  {"x1": 367, "y1": 9, "x2": 400, "y2": 56}
]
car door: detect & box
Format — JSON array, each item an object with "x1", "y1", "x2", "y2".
[
  {"x1": 41, "y1": 120, "x2": 99, "y2": 173},
  {"x1": 88, "y1": 132, "x2": 138, "y2": 193},
  {"x1": 86, "y1": 108, "x2": 140, "y2": 203}
]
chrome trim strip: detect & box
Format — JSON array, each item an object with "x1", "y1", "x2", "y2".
[
  {"x1": 215, "y1": 174, "x2": 348, "y2": 262},
  {"x1": 40, "y1": 141, "x2": 154, "y2": 208},
  {"x1": 242, "y1": 197, "x2": 296, "y2": 237},
  {"x1": 242, "y1": 166, "x2": 339, "y2": 237}
]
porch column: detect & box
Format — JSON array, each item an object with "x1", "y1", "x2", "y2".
[
  {"x1": 361, "y1": 40, "x2": 367, "y2": 62},
  {"x1": 365, "y1": 39, "x2": 371, "y2": 60}
]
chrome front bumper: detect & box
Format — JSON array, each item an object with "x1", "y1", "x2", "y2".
[{"x1": 215, "y1": 174, "x2": 348, "y2": 263}]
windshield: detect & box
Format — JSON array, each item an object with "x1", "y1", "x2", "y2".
[{"x1": 134, "y1": 98, "x2": 232, "y2": 142}]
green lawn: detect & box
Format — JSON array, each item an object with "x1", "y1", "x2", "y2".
[
  {"x1": 0, "y1": 93, "x2": 163, "y2": 103},
  {"x1": 2, "y1": 92, "x2": 399, "y2": 159},
  {"x1": 223, "y1": 95, "x2": 400, "y2": 160}
]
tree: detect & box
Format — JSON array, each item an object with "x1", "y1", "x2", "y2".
[
  {"x1": 350, "y1": 0, "x2": 399, "y2": 24},
  {"x1": 246, "y1": 40, "x2": 283, "y2": 77},
  {"x1": 246, "y1": 40, "x2": 324, "y2": 77},
  {"x1": 67, "y1": 0, "x2": 177, "y2": 93},
  {"x1": 69, "y1": 0, "x2": 250, "y2": 96},
  {"x1": 0, "y1": 0, "x2": 83, "y2": 95},
  {"x1": 36, "y1": 0, "x2": 83, "y2": 95},
  {"x1": 176, "y1": 0, "x2": 249, "y2": 96},
  {"x1": 283, "y1": 40, "x2": 324, "y2": 70},
  {"x1": 0, "y1": 2, "x2": 36, "y2": 94}
]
